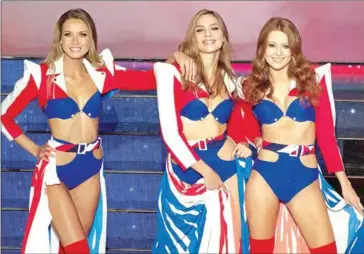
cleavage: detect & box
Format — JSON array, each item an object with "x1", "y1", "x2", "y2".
[
  {"x1": 67, "y1": 90, "x2": 98, "y2": 110},
  {"x1": 64, "y1": 74, "x2": 98, "y2": 109},
  {"x1": 200, "y1": 96, "x2": 229, "y2": 112},
  {"x1": 268, "y1": 95, "x2": 296, "y2": 115}
]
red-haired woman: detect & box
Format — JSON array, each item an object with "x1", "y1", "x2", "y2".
[{"x1": 242, "y1": 17, "x2": 363, "y2": 253}]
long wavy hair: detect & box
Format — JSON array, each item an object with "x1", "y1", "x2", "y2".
[
  {"x1": 244, "y1": 17, "x2": 320, "y2": 105},
  {"x1": 178, "y1": 9, "x2": 235, "y2": 97},
  {"x1": 43, "y1": 8, "x2": 103, "y2": 71}
]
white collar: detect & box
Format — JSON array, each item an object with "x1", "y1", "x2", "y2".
[
  {"x1": 45, "y1": 54, "x2": 106, "y2": 94},
  {"x1": 289, "y1": 79, "x2": 297, "y2": 91}
]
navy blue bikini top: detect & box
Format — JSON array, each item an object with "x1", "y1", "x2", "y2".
[
  {"x1": 253, "y1": 98, "x2": 315, "y2": 125},
  {"x1": 44, "y1": 91, "x2": 102, "y2": 119},
  {"x1": 180, "y1": 98, "x2": 234, "y2": 124}
]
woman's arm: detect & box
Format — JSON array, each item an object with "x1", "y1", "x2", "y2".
[
  {"x1": 100, "y1": 49, "x2": 196, "y2": 93},
  {"x1": 1, "y1": 60, "x2": 45, "y2": 158},
  {"x1": 314, "y1": 67, "x2": 344, "y2": 174},
  {"x1": 314, "y1": 64, "x2": 363, "y2": 214},
  {"x1": 154, "y1": 62, "x2": 224, "y2": 190},
  {"x1": 154, "y1": 62, "x2": 200, "y2": 170},
  {"x1": 168, "y1": 51, "x2": 196, "y2": 83},
  {"x1": 97, "y1": 49, "x2": 156, "y2": 93}
]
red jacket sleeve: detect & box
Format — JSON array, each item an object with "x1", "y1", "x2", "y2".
[
  {"x1": 227, "y1": 98, "x2": 261, "y2": 144},
  {"x1": 315, "y1": 77, "x2": 345, "y2": 174},
  {"x1": 1, "y1": 60, "x2": 41, "y2": 141},
  {"x1": 98, "y1": 48, "x2": 156, "y2": 93},
  {"x1": 154, "y1": 62, "x2": 200, "y2": 170},
  {"x1": 114, "y1": 64, "x2": 156, "y2": 91}
]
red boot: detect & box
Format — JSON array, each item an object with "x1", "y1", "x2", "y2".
[
  {"x1": 310, "y1": 241, "x2": 337, "y2": 254},
  {"x1": 58, "y1": 244, "x2": 64, "y2": 254},
  {"x1": 249, "y1": 236, "x2": 275, "y2": 254},
  {"x1": 63, "y1": 239, "x2": 90, "y2": 254}
]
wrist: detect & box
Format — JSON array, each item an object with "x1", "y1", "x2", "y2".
[
  {"x1": 203, "y1": 168, "x2": 215, "y2": 178},
  {"x1": 240, "y1": 142, "x2": 248, "y2": 147},
  {"x1": 200, "y1": 165, "x2": 215, "y2": 178},
  {"x1": 335, "y1": 171, "x2": 351, "y2": 187},
  {"x1": 340, "y1": 179, "x2": 352, "y2": 188},
  {"x1": 195, "y1": 160, "x2": 214, "y2": 178},
  {"x1": 254, "y1": 137, "x2": 262, "y2": 146},
  {"x1": 33, "y1": 145, "x2": 41, "y2": 158},
  {"x1": 200, "y1": 160, "x2": 214, "y2": 178}
]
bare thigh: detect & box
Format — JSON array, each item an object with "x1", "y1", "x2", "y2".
[
  {"x1": 70, "y1": 148, "x2": 103, "y2": 235},
  {"x1": 47, "y1": 183, "x2": 85, "y2": 246},
  {"x1": 287, "y1": 180, "x2": 334, "y2": 248},
  {"x1": 246, "y1": 170, "x2": 280, "y2": 239},
  {"x1": 48, "y1": 148, "x2": 102, "y2": 245},
  {"x1": 70, "y1": 172, "x2": 101, "y2": 235}
]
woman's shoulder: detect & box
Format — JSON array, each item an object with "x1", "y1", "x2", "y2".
[{"x1": 19, "y1": 59, "x2": 46, "y2": 88}]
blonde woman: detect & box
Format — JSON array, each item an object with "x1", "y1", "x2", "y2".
[
  {"x1": 152, "y1": 9, "x2": 252, "y2": 253},
  {"x1": 1, "y1": 8, "x2": 189, "y2": 253}
]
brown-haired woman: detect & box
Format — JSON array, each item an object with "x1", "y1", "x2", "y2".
[
  {"x1": 152, "y1": 9, "x2": 252, "y2": 253},
  {"x1": 1, "y1": 8, "x2": 189, "y2": 254},
  {"x1": 243, "y1": 17, "x2": 363, "y2": 253}
]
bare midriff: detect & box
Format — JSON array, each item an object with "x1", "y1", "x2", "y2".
[
  {"x1": 48, "y1": 75, "x2": 103, "y2": 165},
  {"x1": 259, "y1": 97, "x2": 318, "y2": 167},
  {"x1": 178, "y1": 96, "x2": 236, "y2": 163}
]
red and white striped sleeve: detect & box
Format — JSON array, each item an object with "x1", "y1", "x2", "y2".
[
  {"x1": 154, "y1": 62, "x2": 200, "y2": 171},
  {"x1": 314, "y1": 63, "x2": 344, "y2": 174},
  {"x1": 99, "y1": 49, "x2": 156, "y2": 92},
  {"x1": 1, "y1": 60, "x2": 41, "y2": 141}
]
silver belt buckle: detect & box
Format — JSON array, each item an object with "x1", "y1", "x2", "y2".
[{"x1": 77, "y1": 143, "x2": 88, "y2": 154}]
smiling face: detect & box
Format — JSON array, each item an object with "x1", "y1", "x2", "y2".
[
  {"x1": 60, "y1": 18, "x2": 91, "y2": 60},
  {"x1": 194, "y1": 14, "x2": 225, "y2": 54},
  {"x1": 264, "y1": 30, "x2": 292, "y2": 72}
]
